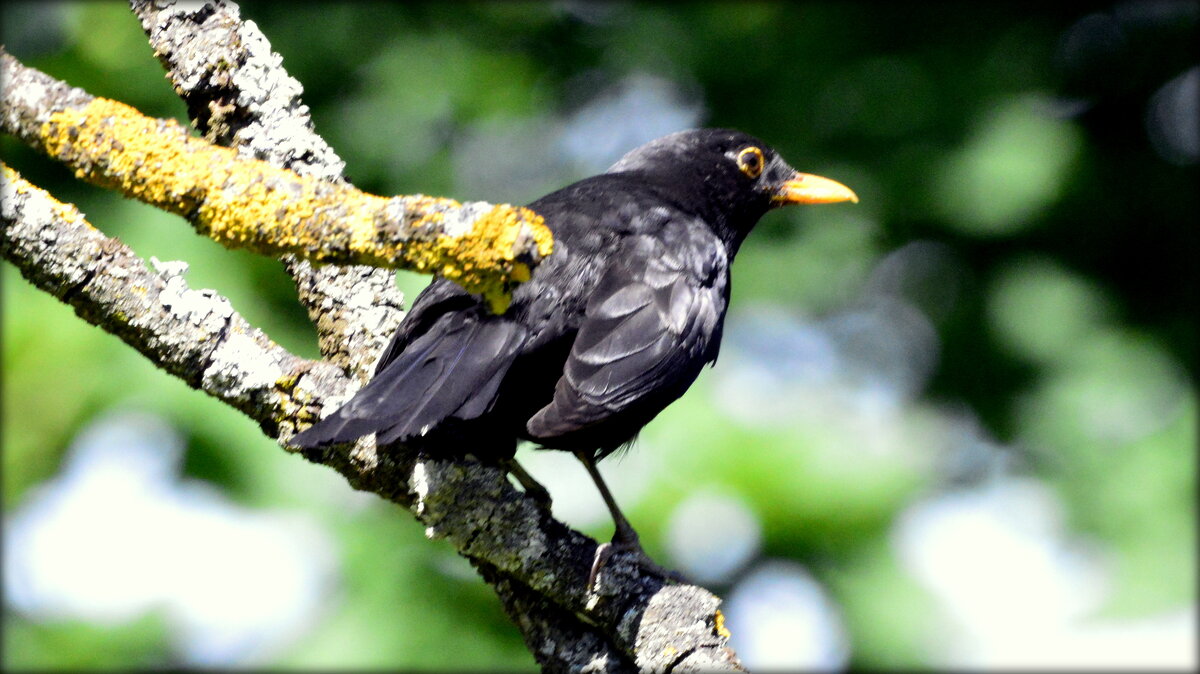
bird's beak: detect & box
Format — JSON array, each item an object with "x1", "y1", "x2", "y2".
[{"x1": 771, "y1": 172, "x2": 859, "y2": 206}]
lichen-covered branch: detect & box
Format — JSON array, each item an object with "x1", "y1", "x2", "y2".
[
  {"x1": 128, "y1": 0, "x2": 404, "y2": 377},
  {"x1": 404, "y1": 457, "x2": 744, "y2": 672},
  {"x1": 0, "y1": 162, "x2": 339, "y2": 435},
  {"x1": 0, "y1": 48, "x2": 553, "y2": 314},
  {"x1": 130, "y1": 0, "x2": 347, "y2": 179}
]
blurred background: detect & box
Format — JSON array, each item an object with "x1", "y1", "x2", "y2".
[{"x1": 2, "y1": 1, "x2": 1196, "y2": 670}]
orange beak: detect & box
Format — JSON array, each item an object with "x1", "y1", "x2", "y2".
[{"x1": 772, "y1": 172, "x2": 859, "y2": 206}]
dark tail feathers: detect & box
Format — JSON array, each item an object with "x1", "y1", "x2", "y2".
[{"x1": 291, "y1": 315, "x2": 526, "y2": 449}]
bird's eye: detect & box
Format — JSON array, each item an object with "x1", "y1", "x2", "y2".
[{"x1": 736, "y1": 146, "x2": 764, "y2": 178}]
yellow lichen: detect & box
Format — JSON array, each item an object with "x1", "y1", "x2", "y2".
[
  {"x1": 2, "y1": 163, "x2": 20, "y2": 187},
  {"x1": 483, "y1": 288, "x2": 512, "y2": 315},
  {"x1": 714, "y1": 609, "x2": 732, "y2": 639},
  {"x1": 431, "y1": 204, "x2": 553, "y2": 313},
  {"x1": 35, "y1": 97, "x2": 555, "y2": 306},
  {"x1": 1, "y1": 162, "x2": 96, "y2": 231}
]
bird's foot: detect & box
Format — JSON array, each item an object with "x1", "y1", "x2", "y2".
[
  {"x1": 522, "y1": 481, "x2": 554, "y2": 512},
  {"x1": 586, "y1": 537, "x2": 689, "y2": 593},
  {"x1": 500, "y1": 458, "x2": 554, "y2": 513}
]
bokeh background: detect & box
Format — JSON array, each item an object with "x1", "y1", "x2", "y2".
[{"x1": 3, "y1": 1, "x2": 1196, "y2": 670}]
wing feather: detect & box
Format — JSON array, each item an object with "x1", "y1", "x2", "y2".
[{"x1": 527, "y1": 223, "x2": 728, "y2": 441}]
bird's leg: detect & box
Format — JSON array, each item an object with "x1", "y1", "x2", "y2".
[
  {"x1": 574, "y1": 450, "x2": 685, "y2": 591},
  {"x1": 500, "y1": 457, "x2": 553, "y2": 510},
  {"x1": 575, "y1": 450, "x2": 640, "y2": 544}
]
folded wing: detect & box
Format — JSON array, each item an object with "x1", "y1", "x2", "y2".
[{"x1": 527, "y1": 226, "x2": 728, "y2": 443}]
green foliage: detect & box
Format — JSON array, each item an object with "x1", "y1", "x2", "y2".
[{"x1": 3, "y1": 613, "x2": 171, "y2": 669}]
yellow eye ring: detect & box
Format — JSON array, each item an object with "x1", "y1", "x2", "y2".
[{"x1": 736, "y1": 146, "x2": 764, "y2": 178}]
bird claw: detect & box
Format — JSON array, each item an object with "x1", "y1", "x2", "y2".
[
  {"x1": 523, "y1": 481, "x2": 554, "y2": 513},
  {"x1": 586, "y1": 539, "x2": 689, "y2": 593},
  {"x1": 500, "y1": 458, "x2": 554, "y2": 513}
]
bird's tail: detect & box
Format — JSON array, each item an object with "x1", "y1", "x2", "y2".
[{"x1": 291, "y1": 315, "x2": 526, "y2": 449}]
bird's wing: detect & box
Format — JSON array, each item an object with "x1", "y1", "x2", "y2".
[
  {"x1": 292, "y1": 279, "x2": 526, "y2": 448},
  {"x1": 527, "y1": 225, "x2": 728, "y2": 440}
]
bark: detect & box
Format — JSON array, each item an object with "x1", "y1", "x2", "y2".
[{"x1": 0, "y1": 1, "x2": 746, "y2": 670}]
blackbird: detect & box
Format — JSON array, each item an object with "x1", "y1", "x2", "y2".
[{"x1": 293, "y1": 128, "x2": 856, "y2": 584}]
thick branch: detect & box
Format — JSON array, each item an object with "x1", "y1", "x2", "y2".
[{"x1": 0, "y1": 48, "x2": 552, "y2": 315}]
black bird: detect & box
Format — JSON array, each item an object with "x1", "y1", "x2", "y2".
[{"x1": 293, "y1": 128, "x2": 856, "y2": 584}]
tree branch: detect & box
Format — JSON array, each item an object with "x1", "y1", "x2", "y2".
[
  {"x1": 0, "y1": 162, "x2": 341, "y2": 436},
  {"x1": 131, "y1": 0, "x2": 348, "y2": 179}
]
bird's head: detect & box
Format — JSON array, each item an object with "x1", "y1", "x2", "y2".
[{"x1": 606, "y1": 128, "x2": 857, "y2": 246}]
